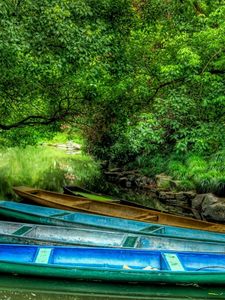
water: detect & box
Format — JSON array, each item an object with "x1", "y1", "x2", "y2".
[{"x1": 0, "y1": 275, "x2": 225, "y2": 300}]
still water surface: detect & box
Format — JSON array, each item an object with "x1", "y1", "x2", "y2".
[{"x1": 0, "y1": 275, "x2": 225, "y2": 300}]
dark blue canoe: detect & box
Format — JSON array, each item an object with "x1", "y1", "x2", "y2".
[{"x1": 1, "y1": 244, "x2": 225, "y2": 285}]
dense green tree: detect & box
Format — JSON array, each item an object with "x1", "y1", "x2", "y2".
[
  {"x1": 0, "y1": 0, "x2": 134, "y2": 131},
  {"x1": 97, "y1": 0, "x2": 225, "y2": 162},
  {"x1": 0, "y1": 0, "x2": 225, "y2": 167}
]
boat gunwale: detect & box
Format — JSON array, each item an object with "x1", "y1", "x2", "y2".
[{"x1": 1, "y1": 258, "x2": 225, "y2": 275}]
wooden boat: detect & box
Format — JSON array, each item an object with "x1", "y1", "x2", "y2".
[
  {"x1": 1, "y1": 244, "x2": 225, "y2": 285},
  {"x1": 1, "y1": 275, "x2": 225, "y2": 299},
  {"x1": 1, "y1": 220, "x2": 225, "y2": 252},
  {"x1": 63, "y1": 185, "x2": 149, "y2": 209},
  {"x1": 1, "y1": 201, "x2": 225, "y2": 244},
  {"x1": 13, "y1": 186, "x2": 225, "y2": 232}
]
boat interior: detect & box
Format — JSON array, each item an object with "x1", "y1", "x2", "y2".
[
  {"x1": 1, "y1": 245, "x2": 225, "y2": 272},
  {"x1": 21, "y1": 189, "x2": 161, "y2": 221},
  {"x1": 0, "y1": 221, "x2": 127, "y2": 247}
]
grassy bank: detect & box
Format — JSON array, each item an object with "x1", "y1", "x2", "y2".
[
  {"x1": 167, "y1": 151, "x2": 225, "y2": 196},
  {"x1": 0, "y1": 146, "x2": 101, "y2": 200},
  {"x1": 134, "y1": 150, "x2": 225, "y2": 196}
]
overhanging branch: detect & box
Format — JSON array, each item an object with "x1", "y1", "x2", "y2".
[
  {"x1": 0, "y1": 109, "x2": 76, "y2": 131},
  {"x1": 0, "y1": 115, "x2": 60, "y2": 130},
  {"x1": 0, "y1": 94, "x2": 83, "y2": 131}
]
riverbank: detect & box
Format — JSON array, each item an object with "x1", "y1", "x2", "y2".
[{"x1": 0, "y1": 145, "x2": 224, "y2": 223}]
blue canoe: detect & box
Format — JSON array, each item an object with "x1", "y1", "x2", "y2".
[
  {"x1": 0, "y1": 200, "x2": 225, "y2": 244},
  {"x1": 1, "y1": 220, "x2": 225, "y2": 252},
  {"x1": 1, "y1": 244, "x2": 225, "y2": 285}
]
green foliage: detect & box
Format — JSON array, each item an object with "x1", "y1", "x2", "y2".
[
  {"x1": 166, "y1": 152, "x2": 225, "y2": 195},
  {"x1": 0, "y1": 0, "x2": 135, "y2": 131},
  {"x1": 129, "y1": 154, "x2": 168, "y2": 178},
  {"x1": 127, "y1": 150, "x2": 225, "y2": 195},
  {"x1": 0, "y1": 146, "x2": 101, "y2": 199},
  {"x1": 0, "y1": 0, "x2": 225, "y2": 196},
  {"x1": 0, "y1": 127, "x2": 55, "y2": 147},
  {"x1": 46, "y1": 126, "x2": 84, "y2": 145},
  {"x1": 107, "y1": 114, "x2": 165, "y2": 164},
  {"x1": 82, "y1": 0, "x2": 225, "y2": 166}
]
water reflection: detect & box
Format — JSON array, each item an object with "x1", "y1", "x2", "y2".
[
  {"x1": 0, "y1": 275, "x2": 225, "y2": 300},
  {"x1": 0, "y1": 291, "x2": 135, "y2": 300}
]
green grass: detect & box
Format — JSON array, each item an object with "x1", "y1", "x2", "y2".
[
  {"x1": 0, "y1": 146, "x2": 101, "y2": 199},
  {"x1": 44, "y1": 130, "x2": 84, "y2": 145},
  {"x1": 167, "y1": 152, "x2": 225, "y2": 195},
  {"x1": 50, "y1": 133, "x2": 83, "y2": 144},
  {"x1": 133, "y1": 150, "x2": 225, "y2": 196}
]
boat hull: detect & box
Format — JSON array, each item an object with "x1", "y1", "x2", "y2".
[
  {"x1": 1, "y1": 275, "x2": 225, "y2": 299},
  {"x1": 1, "y1": 244, "x2": 225, "y2": 285},
  {"x1": 1, "y1": 261, "x2": 225, "y2": 285}
]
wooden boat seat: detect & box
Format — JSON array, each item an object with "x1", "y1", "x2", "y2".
[
  {"x1": 141, "y1": 215, "x2": 159, "y2": 221},
  {"x1": 137, "y1": 214, "x2": 158, "y2": 221},
  {"x1": 72, "y1": 201, "x2": 91, "y2": 208}
]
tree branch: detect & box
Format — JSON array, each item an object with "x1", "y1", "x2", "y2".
[
  {"x1": 0, "y1": 107, "x2": 75, "y2": 131},
  {"x1": 201, "y1": 49, "x2": 224, "y2": 74},
  {"x1": 150, "y1": 77, "x2": 185, "y2": 101}
]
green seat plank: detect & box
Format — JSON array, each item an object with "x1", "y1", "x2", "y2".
[
  {"x1": 13, "y1": 225, "x2": 33, "y2": 236},
  {"x1": 122, "y1": 236, "x2": 139, "y2": 248}
]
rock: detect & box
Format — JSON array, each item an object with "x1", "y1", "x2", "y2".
[
  {"x1": 169, "y1": 180, "x2": 182, "y2": 189},
  {"x1": 119, "y1": 177, "x2": 130, "y2": 187},
  {"x1": 158, "y1": 191, "x2": 176, "y2": 200},
  {"x1": 122, "y1": 170, "x2": 139, "y2": 175},
  {"x1": 104, "y1": 171, "x2": 120, "y2": 182},
  {"x1": 192, "y1": 194, "x2": 206, "y2": 211},
  {"x1": 174, "y1": 192, "x2": 187, "y2": 201},
  {"x1": 105, "y1": 169, "x2": 153, "y2": 189},
  {"x1": 144, "y1": 189, "x2": 158, "y2": 199},
  {"x1": 108, "y1": 168, "x2": 122, "y2": 173},
  {"x1": 135, "y1": 176, "x2": 151, "y2": 187},
  {"x1": 42, "y1": 141, "x2": 81, "y2": 154},
  {"x1": 183, "y1": 191, "x2": 196, "y2": 200},
  {"x1": 201, "y1": 194, "x2": 225, "y2": 222},
  {"x1": 155, "y1": 174, "x2": 172, "y2": 189},
  {"x1": 157, "y1": 191, "x2": 190, "y2": 207},
  {"x1": 104, "y1": 171, "x2": 120, "y2": 177},
  {"x1": 67, "y1": 141, "x2": 81, "y2": 150},
  {"x1": 192, "y1": 193, "x2": 225, "y2": 222}
]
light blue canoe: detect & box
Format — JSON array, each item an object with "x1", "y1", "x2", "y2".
[
  {"x1": 1, "y1": 244, "x2": 225, "y2": 285},
  {"x1": 1, "y1": 220, "x2": 225, "y2": 252},
  {"x1": 0, "y1": 200, "x2": 225, "y2": 244}
]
